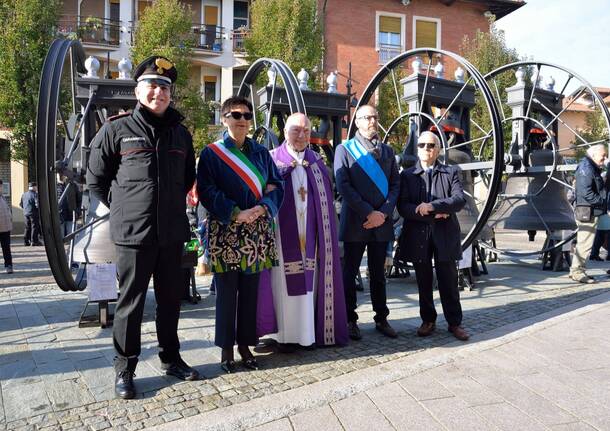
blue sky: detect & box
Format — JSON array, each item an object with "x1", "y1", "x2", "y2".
[{"x1": 495, "y1": 0, "x2": 609, "y2": 88}]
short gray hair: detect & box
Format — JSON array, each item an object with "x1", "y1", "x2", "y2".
[
  {"x1": 418, "y1": 131, "x2": 440, "y2": 145},
  {"x1": 586, "y1": 144, "x2": 606, "y2": 158}
]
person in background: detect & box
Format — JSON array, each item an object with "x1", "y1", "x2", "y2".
[
  {"x1": 20, "y1": 182, "x2": 42, "y2": 246},
  {"x1": 0, "y1": 179, "x2": 13, "y2": 274},
  {"x1": 56, "y1": 174, "x2": 79, "y2": 236},
  {"x1": 570, "y1": 144, "x2": 608, "y2": 283}
]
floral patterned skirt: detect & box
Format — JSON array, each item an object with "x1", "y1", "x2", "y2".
[{"x1": 208, "y1": 216, "x2": 278, "y2": 274}]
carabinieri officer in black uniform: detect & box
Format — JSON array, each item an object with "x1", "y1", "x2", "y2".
[{"x1": 87, "y1": 56, "x2": 198, "y2": 399}]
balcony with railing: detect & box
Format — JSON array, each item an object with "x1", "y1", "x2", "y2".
[
  {"x1": 192, "y1": 24, "x2": 224, "y2": 52},
  {"x1": 57, "y1": 15, "x2": 122, "y2": 46},
  {"x1": 231, "y1": 28, "x2": 250, "y2": 53},
  {"x1": 378, "y1": 43, "x2": 402, "y2": 64}
]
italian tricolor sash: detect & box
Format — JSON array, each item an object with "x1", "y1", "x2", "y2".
[{"x1": 208, "y1": 140, "x2": 266, "y2": 200}]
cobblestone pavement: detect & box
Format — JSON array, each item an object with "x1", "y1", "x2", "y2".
[
  {"x1": 200, "y1": 292, "x2": 610, "y2": 431},
  {"x1": 1, "y1": 239, "x2": 610, "y2": 430}
]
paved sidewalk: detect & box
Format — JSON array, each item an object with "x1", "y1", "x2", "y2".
[
  {"x1": 1, "y1": 239, "x2": 610, "y2": 430},
  {"x1": 154, "y1": 291, "x2": 610, "y2": 431}
]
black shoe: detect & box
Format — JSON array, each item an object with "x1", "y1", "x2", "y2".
[
  {"x1": 24, "y1": 242, "x2": 30, "y2": 246},
  {"x1": 32, "y1": 242, "x2": 43, "y2": 247},
  {"x1": 348, "y1": 321, "x2": 362, "y2": 340},
  {"x1": 375, "y1": 320, "x2": 398, "y2": 338},
  {"x1": 115, "y1": 370, "x2": 136, "y2": 399},
  {"x1": 590, "y1": 256, "x2": 603, "y2": 261},
  {"x1": 220, "y1": 360, "x2": 237, "y2": 374},
  {"x1": 242, "y1": 357, "x2": 260, "y2": 370},
  {"x1": 161, "y1": 358, "x2": 199, "y2": 381},
  {"x1": 277, "y1": 343, "x2": 297, "y2": 353}
]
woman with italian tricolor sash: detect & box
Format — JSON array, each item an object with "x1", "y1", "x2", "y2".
[{"x1": 196, "y1": 96, "x2": 284, "y2": 373}]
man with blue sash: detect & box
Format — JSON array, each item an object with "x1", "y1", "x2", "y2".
[{"x1": 334, "y1": 105, "x2": 401, "y2": 340}]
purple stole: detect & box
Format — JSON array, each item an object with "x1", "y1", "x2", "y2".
[{"x1": 257, "y1": 142, "x2": 348, "y2": 346}]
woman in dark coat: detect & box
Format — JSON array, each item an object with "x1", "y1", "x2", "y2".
[{"x1": 197, "y1": 96, "x2": 284, "y2": 373}]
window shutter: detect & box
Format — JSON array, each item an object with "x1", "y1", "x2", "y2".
[
  {"x1": 415, "y1": 20, "x2": 438, "y2": 48},
  {"x1": 379, "y1": 16, "x2": 401, "y2": 34}
]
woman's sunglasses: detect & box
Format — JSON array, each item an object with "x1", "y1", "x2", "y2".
[
  {"x1": 224, "y1": 111, "x2": 254, "y2": 120},
  {"x1": 417, "y1": 143, "x2": 436, "y2": 149}
]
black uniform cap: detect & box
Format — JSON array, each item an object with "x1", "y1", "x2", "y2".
[{"x1": 133, "y1": 56, "x2": 177, "y2": 85}]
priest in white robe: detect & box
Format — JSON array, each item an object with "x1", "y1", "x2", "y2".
[{"x1": 257, "y1": 113, "x2": 348, "y2": 349}]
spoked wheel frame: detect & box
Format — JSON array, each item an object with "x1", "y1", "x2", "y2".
[
  {"x1": 348, "y1": 48, "x2": 505, "y2": 250},
  {"x1": 480, "y1": 60, "x2": 610, "y2": 257},
  {"x1": 36, "y1": 39, "x2": 87, "y2": 292},
  {"x1": 237, "y1": 58, "x2": 306, "y2": 148}
]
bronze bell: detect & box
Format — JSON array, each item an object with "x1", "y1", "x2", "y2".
[
  {"x1": 72, "y1": 195, "x2": 117, "y2": 263},
  {"x1": 488, "y1": 149, "x2": 576, "y2": 232},
  {"x1": 443, "y1": 146, "x2": 494, "y2": 241}
]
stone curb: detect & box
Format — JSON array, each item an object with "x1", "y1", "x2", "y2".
[{"x1": 150, "y1": 289, "x2": 610, "y2": 431}]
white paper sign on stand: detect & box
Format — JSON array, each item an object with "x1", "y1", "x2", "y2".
[
  {"x1": 87, "y1": 263, "x2": 118, "y2": 301},
  {"x1": 458, "y1": 245, "x2": 473, "y2": 270}
]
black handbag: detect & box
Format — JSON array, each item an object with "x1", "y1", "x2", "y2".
[{"x1": 574, "y1": 205, "x2": 593, "y2": 223}]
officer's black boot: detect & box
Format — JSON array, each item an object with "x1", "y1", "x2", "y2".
[{"x1": 115, "y1": 370, "x2": 136, "y2": 399}]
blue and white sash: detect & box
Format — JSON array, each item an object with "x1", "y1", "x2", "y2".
[{"x1": 344, "y1": 138, "x2": 388, "y2": 199}]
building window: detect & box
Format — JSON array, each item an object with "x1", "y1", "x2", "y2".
[
  {"x1": 234, "y1": 1, "x2": 249, "y2": 29},
  {"x1": 376, "y1": 12, "x2": 405, "y2": 64},
  {"x1": 233, "y1": 69, "x2": 246, "y2": 95},
  {"x1": 413, "y1": 17, "x2": 441, "y2": 49}
]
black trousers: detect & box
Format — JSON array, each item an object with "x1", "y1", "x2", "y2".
[
  {"x1": 411, "y1": 243, "x2": 462, "y2": 327},
  {"x1": 214, "y1": 271, "x2": 260, "y2": 349},
  {"x1": 0, "y1": 231, "x2": 12, "y2": 267},
  {"x1": 342, "y1": 241, "x2": 390, "y2": 323},
  {"x1": 24, "y1": 214, "x2": 41, "y2": 245},
  {"x1": 113, "y1": 242, "x2": 183, "y2": 373}
]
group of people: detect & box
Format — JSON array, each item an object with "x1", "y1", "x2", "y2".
[
  {"x1": 85, "y1": 56, "x2": 469, "y2": 400},
  {"x1": 0, "y1": 180, "x2": 45, "y2": 275}
]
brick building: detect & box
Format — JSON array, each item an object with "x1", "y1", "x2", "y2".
[{"x1": 320, "y1": 0, "x2": 524, "y2": 101}]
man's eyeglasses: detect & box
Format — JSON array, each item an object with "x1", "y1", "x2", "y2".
[
  {"x1": 357, "y1": 115, "x2": 378, "y2": 122},
  {"x1": 224, "y1": 111, "x2": 254, "y2": 120},
  {"x1": 417, "y1": 143, "x2": 437, "y2": 149}
]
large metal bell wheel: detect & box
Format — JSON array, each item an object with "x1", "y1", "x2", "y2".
[
  {"x1": 36, "y1": 39, "x2": 89, "y2": 292},
  {"x1": 348, "y1": 48, "x2": 505, "y2": 250},
  {"x1": 481, "y1": 61, "x2": 610, "y2": 257},
  {"x1": 236, "y1": 58, "x2": 306, "y2": 149}
]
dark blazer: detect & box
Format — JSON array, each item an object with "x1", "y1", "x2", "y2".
[
  {"x1": 334, "y1": 138, "x2": 400, "y2": 242},
  {"x1": 20, "y1": 190, "x2": 38, "y2": 217},
  {"x1": 575, "y1": 156, "x2": 607, "y2": 217},
  {"x1": 397, "y1": 161, "x2": 466, "y2": 262}
]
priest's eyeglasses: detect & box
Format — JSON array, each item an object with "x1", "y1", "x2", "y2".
[
  {"x1": 224, "y1": 111, "x2": 254, "y2": 120},
  {"x1": 356, "y1": 115, "x2": 378, "y2": 122},
  {"x1": 417, "y1": 143, "x2": 437, "y2": 149}
]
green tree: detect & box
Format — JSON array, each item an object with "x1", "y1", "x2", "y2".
[
  {"x1": 130, "y1": 0, "x2": 211, "y2": 152},
  {"x1": 573, "y1": 111, "x2": 610, "y2": 159},
  {"x1": 0, "y1": 0, "x2": 60, "y2": 163},
  {"x1": 244, "y1": 0, "x2": 324, "y2": 88}
]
